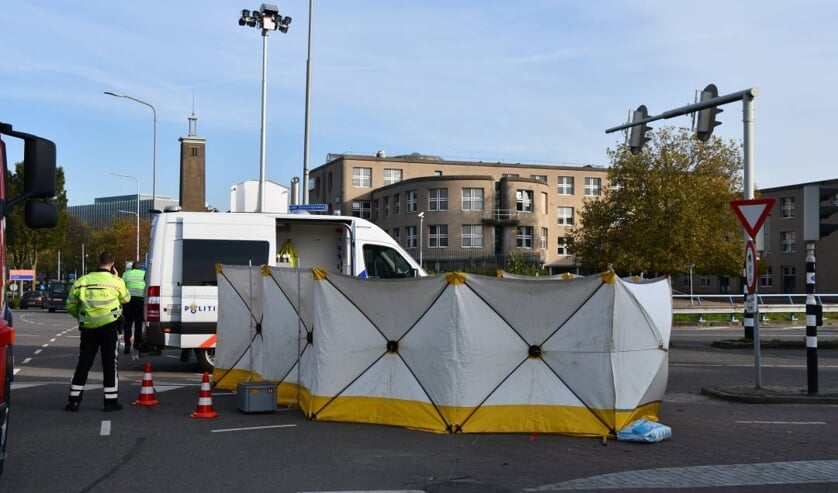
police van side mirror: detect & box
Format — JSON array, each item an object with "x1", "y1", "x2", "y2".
[
  {"x1": 25, "y1": 201, "x2": 58, "y2": 228},
  {"x1": 23, "y1": 135, "x2": 57, "y2": 199}
]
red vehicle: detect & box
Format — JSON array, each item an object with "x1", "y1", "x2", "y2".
[{"x1": 0, "y1": 122, "x2": 57, "y2": 475}]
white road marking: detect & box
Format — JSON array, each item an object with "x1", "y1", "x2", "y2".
[
  {"x1": 211, "y1": 424, "x2": 297, "y2": 433},
  {"x1": 735, "y1": 420, "x2": 826, "y2": 425},
  {"x1": 100, "y1": 420, "x2": 111, "y2": 436},
  {"x1": 33, "y1": 349, "x2": 42, "y2": 355},
  {"x1": 22, "y1": 357, "x2": 31, "y2": 365}
]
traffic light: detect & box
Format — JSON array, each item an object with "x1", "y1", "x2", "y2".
[
  {"x1": 628, "y1": 105, "x2": 651, "y2": 155},
  {"x1": 803, "y1": 183, "x2": 838, "y2": 241},
  {"x1": 695, "y1": 84, "x2": 722, "y2": 142}
]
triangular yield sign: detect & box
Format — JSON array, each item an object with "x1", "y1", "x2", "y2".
[{"x1": 730, "y1": 198, "x2": 776, "y2": 239}]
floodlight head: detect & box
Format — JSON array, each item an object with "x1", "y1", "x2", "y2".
[
  {"x1": 278, "y1": 16, "x2": 291, "y2": 33},
  {"x1": 238, "y1": 16, "x2": 247, "y2": 26},
  {"x1": 260, "y1": 3, "x2": 279, "y2": 15},
  {"x1": 247, "y1": 17, "x2": 257, "y2": 27}
]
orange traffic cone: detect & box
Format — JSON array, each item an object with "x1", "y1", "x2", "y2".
[
  {"x1": 133, "y1": 362, "x2": 160, "y2": 406},
  {"x1": 190, "y1": 372, "x2": 218, "y2": 419}
]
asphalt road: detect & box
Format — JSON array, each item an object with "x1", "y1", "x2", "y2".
[{"x1": 2, "y1": 310, "x2": 837, "y2": 493}]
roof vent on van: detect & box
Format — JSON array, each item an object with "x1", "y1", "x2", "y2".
[{"x1": 163, "y1": 205, "x2": 183, "y2": 213}]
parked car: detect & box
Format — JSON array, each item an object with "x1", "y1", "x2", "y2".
[
  {"x1": 20, "y1": 291, "x2": 47, "y2": 309},
  {"x1": 47, "y1": 282, "x2": 72, "y2": 313}
]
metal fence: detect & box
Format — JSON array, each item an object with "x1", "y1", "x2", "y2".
[{"x1": 406, "y1": 250, "x2": 545, "y2": 275}]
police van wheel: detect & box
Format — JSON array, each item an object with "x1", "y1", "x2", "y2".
[{"x1": 196, "y1": 349, "x2": 215, "y2": 373}]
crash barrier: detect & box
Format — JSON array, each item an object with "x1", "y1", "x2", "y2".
[{"x1": 214, "y1": 266, "x2": 671, "y2": 436}]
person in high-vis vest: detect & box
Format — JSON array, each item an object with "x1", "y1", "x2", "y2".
[
  {"x1": 122, "y1": 260, "x2": 146, "y2": 360},
  {"x1": 65, "y1": 251, "x2": 130, "y2": 412}
]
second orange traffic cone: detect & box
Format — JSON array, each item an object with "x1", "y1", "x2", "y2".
[
  {"x1": 133, "y1": 362, "x2": 160, "y2": 406},
  {"x1": 190, "y1": 371, "x2": 218, "y2": 419}
]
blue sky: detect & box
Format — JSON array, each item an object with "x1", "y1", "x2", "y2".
[{"x1": 2, "y1": 1, "x2": 836, "y2": 210}]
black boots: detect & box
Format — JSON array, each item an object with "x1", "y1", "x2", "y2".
[
  {"x1": 66, "y1": 399, "x2": 123, "y2": 411},
  {"x1": 103, "y1": 401, "x2": 123, "y2": 412}
]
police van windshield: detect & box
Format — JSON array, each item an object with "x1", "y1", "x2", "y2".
[{"x1": 362, "y1": 244, "x2": 415, "y2": 278}]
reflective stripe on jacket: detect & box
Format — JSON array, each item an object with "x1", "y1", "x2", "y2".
[
  {"x1": 122, "y1": 268, "x2": 146, "y2": 297},
  {"x1": 66, "y1": 270, "x2": 131, "y2": 328}
]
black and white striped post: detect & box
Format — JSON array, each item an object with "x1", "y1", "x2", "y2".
[{"x1": 805, "y1": 241, "x2": 818, "y2": 395}]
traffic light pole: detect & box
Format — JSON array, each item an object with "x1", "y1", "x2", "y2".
[{"x1": 607, "y1": 86, "x2": 760, "y2": 341}]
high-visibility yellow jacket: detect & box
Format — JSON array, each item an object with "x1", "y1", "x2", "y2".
[
  {"x1": 66, "y1": 270, "x2": 131, "y2": 329},
  {"x1": 122, "y1": 268, "x2": 146, "y2": 298}
]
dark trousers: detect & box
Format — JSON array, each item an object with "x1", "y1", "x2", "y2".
[
  {"x1": 68, "y1": 321, "x2": 120, "y2": 404},
  {"x1": 123, "y1": 296, "x2": 144, "y2": 351}
]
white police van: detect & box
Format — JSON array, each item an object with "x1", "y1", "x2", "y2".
[{"x1": 144, "y1": 207, "x2": 425, "y2": 371}]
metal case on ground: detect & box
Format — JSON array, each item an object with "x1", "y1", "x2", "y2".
[{"x1": 236, "y1": 381, "x2": 276, "y2": 413}]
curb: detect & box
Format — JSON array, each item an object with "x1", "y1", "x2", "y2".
[{"x1": 701, "y1": 386, "x2": 838, "y2": 405}]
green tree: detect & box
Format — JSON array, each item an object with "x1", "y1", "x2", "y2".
[
  {"x1": 568, "y1": 127, "x2": 743, "y2": 278},
  {"x1": 60, "y1": 215, "x2": 96, "y2": 278},
  {"x1": 6, "y1": 163, "x2": 67, "y2": 276}
]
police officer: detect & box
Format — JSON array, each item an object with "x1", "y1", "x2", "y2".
[
  {"x1": 65, "y1": 251, "x2": 130, "y2": 412},
  {"x1": 122, "y1": 260, "x2": 146, "y2": 360}
]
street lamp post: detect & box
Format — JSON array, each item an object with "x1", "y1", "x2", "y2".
[
  {"x1": 112, "y1": 173, "x2": 140, "y2": 261},
  {"x1": 238, "y1": 4, "x2": 291, "y2": 213},
  {"x1": 687, "y1": 262, "x2": 695, "y2": 305},
  {"x1": 417, "y1": 212, "x2": 425, "y2": 268},
  {"x1": 104, "y1": 92, "x2": 157, "y2": 211}
]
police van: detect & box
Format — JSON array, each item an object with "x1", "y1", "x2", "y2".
[{"x1": 144, "y1": 207, "x2": 426, "y2": 371}]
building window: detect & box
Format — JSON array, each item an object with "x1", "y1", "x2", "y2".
[
  {"x1": 557, "y1": 206, "x2": 574, "y2": 226},
  {"x1": 462, "y1": 225, "x2": 483, "y2": 248},
  {"x1": 759, "y1": 266, "x2": 773, "y2": 287},
  {"x1": 531, "y1": 175, "x2": 547, "y2": 183},
  {"x1": 352, "y1": 201, "x2": 371, "y2": 219},
  {"x1": 429, "y1": 188, "x2": 448, "y2": 211},
  {"x1": 373, "y1": 199, "x2": 379, "y2": 219},
  {"x1": 407, "y1": 190, "x2": 417, "y2": 213},
  {"x1": 557, "y1": 237, "x2": 570, "y2": 255},
  {"x1": 610, "y1": 180, "x2": 624, "y2": 192},
  {"x1": 699, "y1": 276, "x2": 711, "y2": 288},
  {"x1": 503, "y1": 173, "x2": 519, "y2": 178},
  {"x1": 383, "y1": 196, "x2": 390, "y2": 217},
  {"x1": 584, "y1": 177, "x2": 601, "y2": 197},
  {"x1": 394, "y1": 193, "x2": 400, "y2": 215},
  {"x1": 682, "y1": 277, "x2": 691, "y2": 289},
  {"x1": 781, "y1": 197, "x2": 794, "y2": 219},
  {"x1": 557, "y1": 176, "x2": 574, "y2": 195},
  {"x1": 392, "y1": 228, "x2": 400, "y2": 245},
  {"x1": 383, "y1": 168, "x2": 403, "y2": 185},
  {"x1": 406, "y1": 225, "x2": 417, "y2": 248},
  {"x1": 352, "y1": 167, "x2": 372, "y2": 187},
  {"x1": 516, "y1": 226, "x2": 533, "y2": 249},
  {"x1": 462, "y1": 188, "x2": 484, "y2": 211},
  {"x1": 781, "y1": 231, "x2": 796, "y2": 253},
  {"x1": 434, "y1": 170, "x2": 443, "y2": 176},
  {"x1": 190, "y1": 146, "x2": 199, "y2": 157},
  {"x1": 516, "y1": 190, "x2": 534, "y2": 213},
  {"x1": 541, "y1": 192, "x2": 548, "y2": 215},
  {"x1": 540, "y1": 227, "x2": 548, "y2": 250},
  {"x1": 429, "y1": 225, "x2": 448, "y2": 248}
]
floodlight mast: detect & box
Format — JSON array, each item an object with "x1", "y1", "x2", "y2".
[{"x1": 238, "y1": 4, "x2": 292, "y2": 212}]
